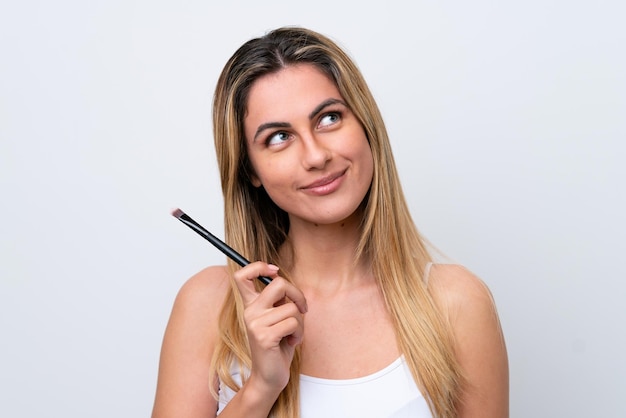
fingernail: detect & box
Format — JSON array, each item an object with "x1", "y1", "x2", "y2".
[{"x1": 268, "y1": 264, "x2": 280, "y2": 271}]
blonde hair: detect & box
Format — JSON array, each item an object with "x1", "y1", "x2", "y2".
[{"x1": 211, "y1": 27, "x2": 462, "y2": 417}]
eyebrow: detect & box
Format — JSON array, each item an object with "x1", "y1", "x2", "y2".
[
  {"x1": 252, "y1": 98, "x2": 348, "y2": 141},
  {"x1": 253, "y1": 121, "x2": 291, "y2": 142},
  {"x1": 308, "y1": 98, "x2": 346, "y2": 120}
]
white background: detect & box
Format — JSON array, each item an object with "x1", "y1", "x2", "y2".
[{"x1": 1, "y1": 1, "x2": 624, "y2": 417}]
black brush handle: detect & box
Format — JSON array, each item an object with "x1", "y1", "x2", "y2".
[{"x1": 173, "y1": 210, "x2": 272, "y2": 285}]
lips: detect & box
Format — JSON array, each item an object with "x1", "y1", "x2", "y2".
[{"x1": 300, "y1": 169, "x2": 347, "y2": 194}]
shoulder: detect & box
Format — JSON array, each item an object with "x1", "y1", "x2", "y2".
[
  {"x1": 427, "y1": 264, "x2": 503, "y2": 351},
  {"x1": 428, "y1": 264, "x2": 509, "y2": 417},
  {"x1": 162, "y1": 264, "x2": 232, "y2": 358},
  {"x1": 173, "y1": 265, "x2": 232, "y2": 315},
  {"x1": 427, "y1": 264, "x2": 497, "y2": 322},
  {"x1": 152, "y1": 265, "x2": 232, "y2": 417},
  {"x1": 164, "y1": 264, "x2": 232, "y2": 352}
]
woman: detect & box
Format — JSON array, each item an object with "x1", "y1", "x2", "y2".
[{"x1": 152, "y1": 27, "x2": 508, "y2": 418}]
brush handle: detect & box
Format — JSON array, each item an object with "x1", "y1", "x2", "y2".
[{"x1": 173, "y1": 210, "x2": 272, "y2": 286}]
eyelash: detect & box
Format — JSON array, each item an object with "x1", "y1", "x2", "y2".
[
  {"x1": 265, "y1": 131, "x2": 291, "y2": 146},
  {"x1": 318, "y1": 110, "x2": 342, "y2": 127},
  {"x1": 264, "y1": 110, "x2": 344, "y2": 147}
]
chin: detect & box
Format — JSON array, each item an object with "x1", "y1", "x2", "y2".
[{"x1": 301, "y1": 204, "x2": 366, "y2": 227}]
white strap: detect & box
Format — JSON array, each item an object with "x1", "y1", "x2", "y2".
[{"x1": 423, "y1": 261, "x2": 433, "y2": 287}]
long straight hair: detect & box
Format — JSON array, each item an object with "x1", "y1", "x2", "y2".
[{"x1": 211, "y1": 27, "x2": 462, "y2": 417}]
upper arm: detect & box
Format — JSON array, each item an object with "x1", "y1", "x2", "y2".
[
  {"x1": 430, "y1": 265, "x2": 509, "y2": 418},
  {"x1": 152, "y1": 266, "x2": 231, "y2": 418}
]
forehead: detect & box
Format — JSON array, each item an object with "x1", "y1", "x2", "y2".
[{"x1": 244, "y1": 64, "x2": 341, "y2": 130}]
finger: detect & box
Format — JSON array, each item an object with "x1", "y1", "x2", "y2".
[
  {"x1": 257, "y1": 314, "x2": 304, "y2": 348},
  {"x1": 283, "y1": 308, "x2": 305, "y2": 347},
  {"x1": 246, "y1": 302, "x2": 304, "y2": 348},
  {"x1": 262, "y1": 277, "x2": 308, "y2": 314},
  {"x1": 232, "y1": 261, "x2": 280, "y2": 305},
  {"x1": 276, "y1": 316, "x2": 304, "y2": 347}
]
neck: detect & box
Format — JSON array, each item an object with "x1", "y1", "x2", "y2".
[{"x1": 282, "y1": 212, "x2": 373, "y2": 293}]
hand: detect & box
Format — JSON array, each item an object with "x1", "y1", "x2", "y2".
[{"x1": 232, "y1": 262, "x2": 307, "y2": 396}]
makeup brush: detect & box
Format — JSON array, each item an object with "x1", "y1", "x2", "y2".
[{"x1": 171, "y1": 208, "x2": 272, "y2": 285}]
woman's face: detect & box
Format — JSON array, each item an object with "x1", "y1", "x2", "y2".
[{"x1": 243, "y1": 64, "x2": 374, "y2": 227}]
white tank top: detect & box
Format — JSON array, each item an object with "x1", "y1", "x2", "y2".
[
  {"x1": 217, "y1": 356, "x2": 432, "y2": 417},
  {"x1": 299, "y1": 356, "x2": 432, "y2": 418}
]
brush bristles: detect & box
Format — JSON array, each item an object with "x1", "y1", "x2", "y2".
[{"x1": 170, "y1": 208, "x2": 184, "y2": 219}]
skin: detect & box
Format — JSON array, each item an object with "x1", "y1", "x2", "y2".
[
  {"x1": 245, "y1": 64, "x2": 374, "y2": 229},
  {"x1": 151, "y1": 64, "x2": 508, "y2": 418}
]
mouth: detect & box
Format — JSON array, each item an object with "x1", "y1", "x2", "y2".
[{"x1": 299, "y1": 169, "x2": 348, "y2": 195}]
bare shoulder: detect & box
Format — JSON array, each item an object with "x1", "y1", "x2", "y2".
[
  {"x1": 428, "y1": 264, "x2": 498, "y2": 321},
  {"x1": 161, "y1": 264, "x2": 232, "y2": 360},
  {"x1": 152, "y1": 265, "x2": 232, "y2": 418},
  {"x1": 173, "y1": 265, "x2": 232, "y2": 318},
  {"x1": 428, "y1": 264, "x2": 509, "y2": 417}
]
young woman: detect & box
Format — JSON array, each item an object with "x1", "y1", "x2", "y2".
[{"x1": 152, "y1": 27, "x2": 508, "y2": 418}]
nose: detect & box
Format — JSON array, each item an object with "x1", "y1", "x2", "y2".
[{"x1": 301, "y1": 134, "x2": 331, "y2": 170}]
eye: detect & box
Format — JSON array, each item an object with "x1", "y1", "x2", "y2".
[
  {"x1": 266, "y1": 131, "x2": 291, "y2": 146},
  {"x1": 318, "y1": 111, "x2": 342, "y2": 128}
]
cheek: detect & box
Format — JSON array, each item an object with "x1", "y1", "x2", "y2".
[
  {"x1": 249, "y1": 157, "x2": 292, "y2": 191},
  {"x1": 246, "y1": 150, "x2": 271, "y2": 186},
  {"x1": 361, "y1": 150, "x2": 375, "y2": 188},
  {"x1": 352, "y1": 136, "x2": 374, "y2": 183}
]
